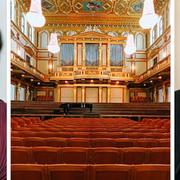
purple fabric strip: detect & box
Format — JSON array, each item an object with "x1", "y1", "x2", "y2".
[{"x1": 0, "y1": 100, "x2": 6, "y2": 180}]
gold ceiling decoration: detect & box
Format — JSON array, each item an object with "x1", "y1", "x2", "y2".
[
  {"x1": 20, "y1": 0, "x2": 169, "y2": 28},
  {"x1": 21, "y1": 0, "x2": 168, "y2": 15}
]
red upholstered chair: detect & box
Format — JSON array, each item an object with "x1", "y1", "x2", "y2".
[
  {"x1": 114, "y1": 138, "x2": 133, "y2": 148},
  {"x1": 92, "y1": 138, "x2": 116, "y2": 147},
  {"x1": 157, "y1": 139, "x2": 170, "y2": 147},
  {"x1": 62, "y1": 147, "x2": 89, "y2": 164},
  {"x1": 67, "y1": 138, "x2": 91, "y2": 147},
  {"x1": 32, "y1": 147, "x2": 60, "y2": 164},
  {"x1": 91, "y1": 147, "x2": 120, "y2": 164},
  {"x1": 148, "y1": 147, "x2": 170, "y2": 164},
  {"x1": 11, "y1": 164, "x2": 46, "y2": 180},
  {"x1": 45, "y1": 138, "x2": 67, "y2": 147},
  {"x1": 11, "y1": 137, "x2": 24, "y2": 146},
  {"x1": 11, "y1": 146, "x2": 32, "y2": 164},
  {"x1": 47, "y1": 164, "x2": 88, "y2": 180},
  {"x1": 91, "y1": 164, "x2": 132, "y2": 180},
  {"x1": 133, "y1": 139, "x2": 157, "y2": 147},
  {"x1": 122, "y1": 147, "x2": 148, "y2": 164},
  {"x1": 23, "y1": 137, "x2": 45, "y2": 147},
  {"x1": 133, "y1": 164, "x2": 170, "y2": 180}
]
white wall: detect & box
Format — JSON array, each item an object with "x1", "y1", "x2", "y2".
[
  {"x1": 175, "y1": 0, "x2": 180, "y2": 90},
  {"x1": 0, "y1": 0, "x2": 8, "y2": 102}
]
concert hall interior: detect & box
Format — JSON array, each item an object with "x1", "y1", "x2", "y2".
[{"x1": 11, "y1": 0, "x2": 171, "y2": 179}]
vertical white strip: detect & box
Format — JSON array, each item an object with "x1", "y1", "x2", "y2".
[{"x1": 171, "y1": 0, "x2": 175, "y2": 179}]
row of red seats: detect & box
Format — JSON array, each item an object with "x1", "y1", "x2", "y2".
[
  {"x1": 142, "y1": 119, "x2": 170, "y2": 132},
  {"x1": 12, "y1": 164, "x2": 170, "y2": 180},
  {"x1": 12, "y1": 146, "x2": 170, "y2": 165},
  {"x1": 13, "y1": 126, "x2": 169, "y2": 132},
  {"x1": 11, "y1": 117, "x2": 41, "y2": 129},
  {"x1": 12, "y1": 137, "x2": 170, "y2": 148},
  {"x1": 12, "y1": 130, "x2": 170, "y2": 139}
]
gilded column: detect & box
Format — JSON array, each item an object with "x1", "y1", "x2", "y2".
[
  {"x1": 107, "y1": 43, "x2": 110, "y2": 67},
  {"x1": 59, "y1": 43, "x2": 62, "y2": 66},
  {"x1": 99, "y1": 87, "x2": 102, "y2": 103},
  {"x1": 163, "y1": 84, "x2": 167, "y2": 102},
  {"x1": 82, "y1": 87, "x2": 85, "y2": 103},
  {"x1": 73, "y1": 87, "x2": 77, "y2": 103},
  {"x1": 99, "y1": 43, "x2": 102, "y2": 67},
  {"x1": 26, "y1": 86, "x2": 30, "y2": 101},
  {"x1": 74, "y1": 43, "x2": 77, "y2": 67},
  {"x1": 107, "y1": 87, "x2": 111, "y2": 103},
  {"x1": 82, "y1": 42, "x2": 86, "y2": 67},
  {"x1": 123, "y1": 87, "x2": 127, "y2": 103},
  {"x1": 153, "y1": 87, "x2": 157, "y2": 103},
  {"x1": 55, "y1": 86, "x2": 61, "y2": 102}
]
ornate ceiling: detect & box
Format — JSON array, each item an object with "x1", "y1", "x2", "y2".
[{"x1": 19, "y1": 0, "x2": 168, "y2": 30}]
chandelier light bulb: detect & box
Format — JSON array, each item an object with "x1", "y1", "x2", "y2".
[
  {"x1": 139, "y1": 0, "x2": 159, "y2": 29},
  {"x1": 124, "y1": 34, "x2": 136, "y2": 55},
  {"x1": 48, "y1": 33, "x2": 60, "y2": 54},
  {"x1": 26, "y1": 0, "x2": 46, "y2": 28}
]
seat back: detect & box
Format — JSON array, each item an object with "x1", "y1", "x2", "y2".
[
  {"x1": 91, "y1": 164, "x2": 131, "y2": 180},
  {"x1": 11, "y1": 164, "x2": 45, "y2": 180},
  {"x1": 122, "y1": 147, "x2": 148, "y2": 164},
  {"x1": 47, "y1": 164, "x2": 88, "y2": 180},
  {"x1": 133, "y1": 164, "x2": 170, "y2": 180},
  {"x1": 91, "y1": 148, "x2": 120, "y2": 164},
  {"x1": 32, "y1": 147, "x2": 60, "y2": 164},
  {"x1": 62, "y1": 147, "x2": 88, "y2": 164}
]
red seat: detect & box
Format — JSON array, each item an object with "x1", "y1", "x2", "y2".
[
  {"x1": 122, "y1": 147, "x2": 148, "y2": 164},
  {"x1": 47, "y1": 164, "x2": 88, "y2": 180},
  {"x1": 133, "y1": 164, "x2": 170, "y2": 180},
  {"x1": 45, "y1": 138, "x2": 67, "y2": 147},
  {"x1": 11, "y1": 137, "x2": 23, "y2": 146},
  {"x1": 11, "y1": 147, "x2": 32, "y2": 164},
  {"x1": 23, "y1": 137, "x2": 45, "y2": 147},
  {"x1": 115, "y1": 138, "x2": 132, "y2": 147},
  {"x1": 91, "y1": 164, "x2": 131, "y2": 180},
  {"x1": 91, "y1": 148, "x2": 120, "y2": 164},
  {"x1": 62, "y1": 147, "x2": 88, "y2": 164},
  {"x1": 92, "y1": 138, "x2": 115, "y2": 147},
  {"x1": 32, "y1": 147, "x2": 60, "y2": 164},
  {"x1": 67, "y1": 138, "x2": 91, "y2": 147},
  {"x1": 148, "y1": 147, "x2": 170, "y2": 164},
  {"x1": 11, "y1": 164, "x2": 45, "y2": 180}
]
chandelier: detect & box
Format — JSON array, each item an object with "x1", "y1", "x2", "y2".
[
  {"x1": 124, "y1": 34, "x2": 136, "y2": 55},
  {"x1": 139, "y1": 0, "x2": 159, "y2": 29},
  {"x1": 48, "y1": 33, "x2": 60, "y2": 54},
  {"x1": 26, "y1": 0, "x2": 46, "y2": 28}
]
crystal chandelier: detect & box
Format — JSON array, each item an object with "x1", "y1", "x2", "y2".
[
  {"x1": 48, "y1": 33, "x2": 60, "y2": 54},
  {"x1": 139, "y1": 0, "x2": 159, "y2": 29},
  {"x1": 26, "y1": 0, "x2": 46, "y2": 28},
  {"x1": 124, "y1": 34, "x2": 136, "y2": 55}
]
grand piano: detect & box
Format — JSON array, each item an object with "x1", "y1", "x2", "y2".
[{"x1": 60, "y1": 103, "x2": 93, "y2": 114}]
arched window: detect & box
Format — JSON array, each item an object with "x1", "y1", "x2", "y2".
[
  {"x1": 40, "y1": 31, "x2": 48, "y2": 49},
  {"x1": 10, "y1": 0, "x2": 15, "y2": 21},
  {"x1": 29, "y1": 26, "x2": 32, "y2": 41},
  {"x1": 136, "y1": 33, "x2": 145, "y2": 50},
  {"x1": 159, "y1": 17, "x2": 163, "y2": 36},
  {"x1": 21, "y1": 14, "x2": 26, "y2": 34}
]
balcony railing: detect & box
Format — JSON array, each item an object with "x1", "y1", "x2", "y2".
[
  {"x1": 11, "y1": 51, "x2": 47, "y2": 81},
  {"x1": 135, "y1": 56, "x2": 170, "y2": 83}
]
